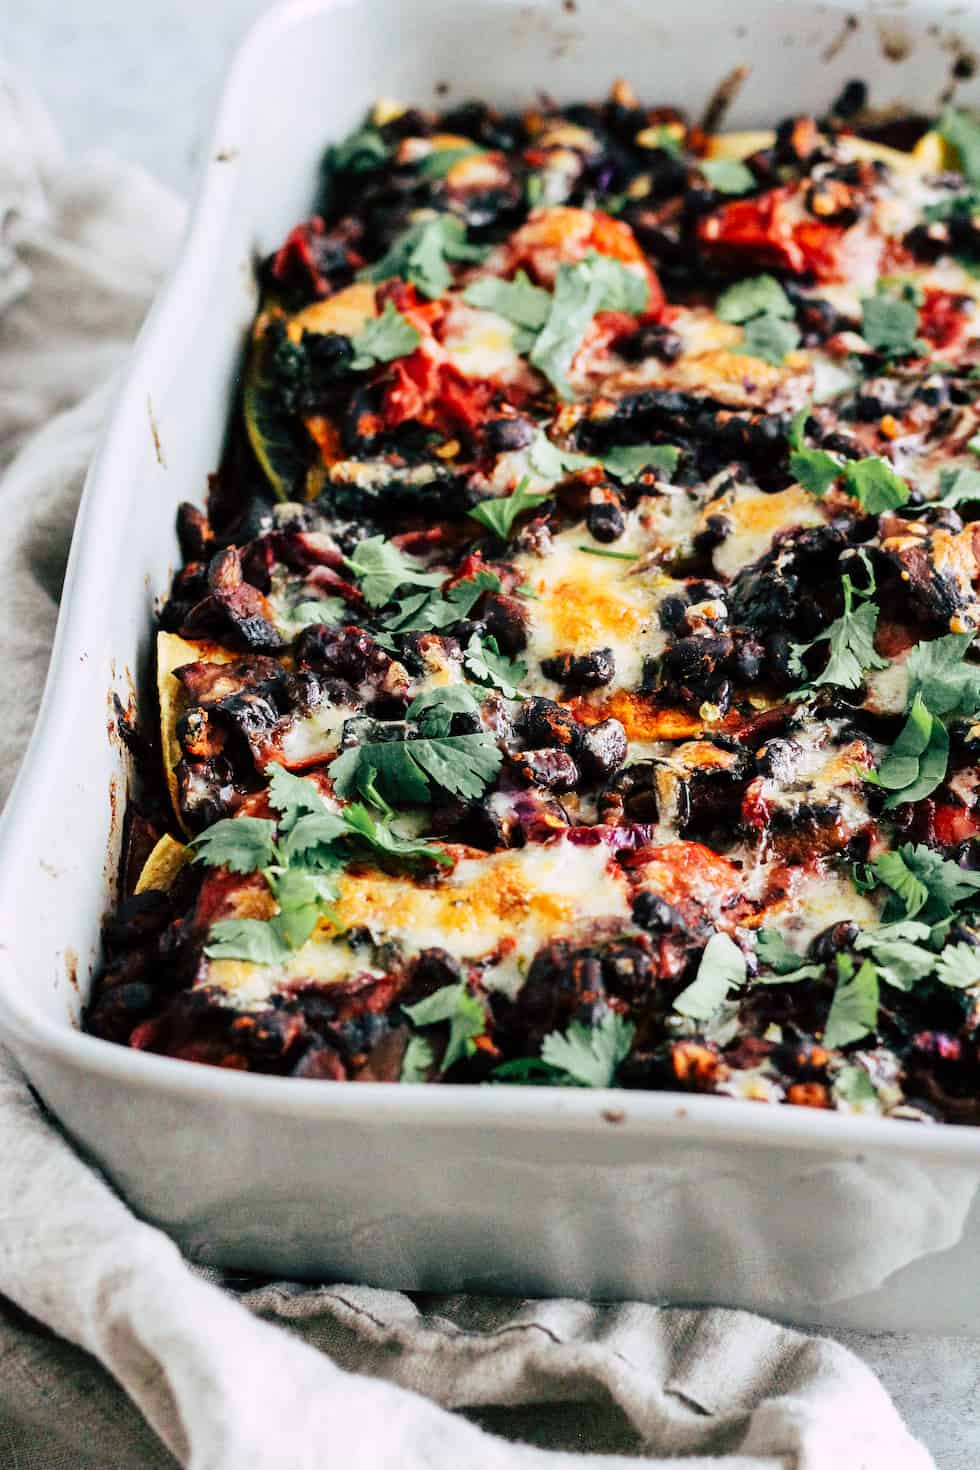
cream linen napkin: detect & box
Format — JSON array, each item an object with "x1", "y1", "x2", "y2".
[{"x1": 0, "y1": 69, "x2": 937, "y2": 1470}]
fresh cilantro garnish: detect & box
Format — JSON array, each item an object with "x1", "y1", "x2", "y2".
[
  {"x1": 281, "y1": 598, "x2": 345, "y2": 630},
  {"x1": 937, "y1": 108, "x2": 980, "y2": 187},
  {"x1": 349, "y1": 301, "x2": 421, "y2": 370},
  {"x1": 461, "y1": 271, "x2": 551, "y2": 352},
  {"x1": 380, "y1": 569, "x2": 502, "y2": 635},
  {"x1": 328, "y1": 124, "x2": 389, "y2": 174},
  {"x1": 539, "y1": 1012, "x2": 635, "y2": 1088},
  {"x1": 834, "y1": 1064, "x2": 877, "y2": 1105},
  {"x1": 854, "y1": 925, "x2": 937, "y2": 991},
  {"x1": 907, "y1": 632, "x2": 980, "y2": 717},
  {"x1": 529, "y1": 251, "x2": 649, "y2": 397},
  {"x1": 197, "y1": 766, "x2": 451, "y2": 962},
  {"x1": 526, "y1": 431, "x2": 598, "y2": 481},
  {"x1": 601, "y1": 443, "x2": 681, "y2": 482},
  {"x1": 865, "y1": 692, "x2": 950, "y2": 809},
  {"x1": 467, "y1": 476, "x2": 552, "y2": 539},
  {"x1": 787, "y1": 406, "x2": 842, "y2": 495},
  {"x1": 790, "y1": 554, "x2": 888, "y2": 693},
  {"x1": 716, "y1": 274, "x2": 795, "y2": 325},
  {"x1": 701, "y1": 158, "x2": 755, "y2": 195},
  {"x1": 716, "y1": 274, "x2": 799, "y2": 365},
  {"x1": 871, "y1": 842, "x2": 980, "y2": 922},
  {"x1": 755, "y1": 929, "x2": 823, "y2": 983},
  {"x1": 399, "y1": 1034, "x2": 435, "y2": 1083},
  {"x1": 860, "y1": 292, "x2": 924, "y2": 358},
  {"x1": 204, "y1": 918, "x2": 293, "y2": 965},
  {"x1": 417, "y1": 145, "x2": 485, "y2": 178},
  {"x1": 673, "y1": 932, "x2": 746, "y2": 1020},
  {"x1": 190, "y1": 816, "x2": 278, "y2": 874},
  {"x1": 343, "y1": 535, "x2": 444, "y2": 608},
  {"x1": 939, "y1": 465, "x2": 980, "y2": 507},
  {"x1": 329, "y1": 730, "x2": 502, "y2": 805},
  {"x1": 463, "y1": 633, "x2": 527, "y2": 697},
  {"x1": 823, "y1": 954, "x2": 879, "y2": 1049},
  {"x1": 360, "y1": 214, "x2": 487, "y2": 299},
  {"x1": 840, "y1": 456, "x2": 911, "y2": 513},
  {"x1": 935, "y1": 942, "x2": 980, "y2": 989},
  {"x1": 738, "y1": 315, "x2": 802, "y2": 366},
  {"x1": 407, "y1": 685, "x2": 482, "y2": 736},
  {"x1": 402, "y1": 982, "x2": 486, "y2": 1073}
]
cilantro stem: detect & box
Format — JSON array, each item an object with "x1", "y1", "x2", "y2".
[{"x1": 576, "y1": 544, "x2": 639, "y2": 561}]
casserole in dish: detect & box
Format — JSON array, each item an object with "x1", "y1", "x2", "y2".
[{"x1": 4, "y1": 0, "x2": 980, "y2": 1331}]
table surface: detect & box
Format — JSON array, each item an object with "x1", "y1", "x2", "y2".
[{"x1": 3, "y1": 2, "x2": 980, "y2": 1464}]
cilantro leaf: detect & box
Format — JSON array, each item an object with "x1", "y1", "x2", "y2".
[
  {"x1": 872, "y1": 842, "x2": 980, "y2": 922},
  {"x1": 349, "y1": 301, "x2": 421, "y2": 370},
  {"x1": 860, "y1": 293, "x2": 923, "y2": 357},
  {"x1": 939, "y1": 465, "x2": 980, "y2": 507},
  {"x1": 281, "y1": 598, "x2": 346, "y2": 630},
  {"x1": 854, "y1": 928, "x2": 936, "y2": 991},
  {"x1": 530, "y1": 252, "x2": 648, "y2": 397},
  {"x1": 871, "y1": 849, "x2": 930, "y2": 918},
  {"x1": 467, "y1": 476, "x2": 551, "y2": 539},
  {"x1": 417, "y1": 145, "x2": 485, "y2": 178},
  {"x1": 938, "y1": 108, "x2": 980, "y2": 187},
  {"x1": 701, "y1": 158, "x2": 755, "y2": 195},
  {"x1": 381, "y1": 569, "x2": 502, "y2": 635},
  {"x1": 360, "y1": 215, "x2": 487, "y2": 299},
  {"x1": 399, "y1": 1034, "x2": 435, "y2": 1082},
  {"x1": 402, "y1": 982, "x2": 485, "y2": 1073},
  {"x1": 489, "y1": 1056, "x2": 566, "y2": 1086},
  {"x1": 539, "y1": 1012, "x2": 635, "y2": 1087},
  {"x1": 277, "y1": 811, "x2": 350, "y2": 867},
  {"x1": 464, "y1": 633, "x2": 527, "y2": 697},
  {"x1": 204, "y1": 918, "x2": 292, "y2": 964},
  {"x1": 755, "y1": 929, "x2": 822, "y2": 982},
  {"x1": 344, "y1": 535, "x2": 444, "y2": 608},
  {"x1": 935, "y1": 942, "x2": 980, "y2": 989},
  {"x1": 343, "y1": 801, "x2": 453, "y2": 866},
  {"x1": 601, "y1": 443, "x2": 681, "y2": 483},
  {"x1": 791, "y1": 560, "x2": 888, "y2": 693},
  {"x1": 756, "y1": 929, "x2": 804, "y2": 973},
  {"x1": 329, "y1": 731, "x2": 502, "y2": 805},
  {"x1": 787, "y1": 406, "x2": 843, "y2": 494},
  {"x1": 823, "y1": 955, "x2": 879, "y2": 1049},
  {"x1": 834, "y1": 1064, "x2": 877, "y2": 1106},
  {"x1": 328, "y1": 124, "x2": 389, "y2": 174},
  {"x1": 841, "y1": 456, "x2": 911, "y2": 513},
  {"x1": 791, "y1": 447, "x2": 842, "y2": 495},
  {"x1": 266, "y1": 764, "x2": 331, "y2": 826},
  {"x1": 673, "y1": 932, "x2": 746, "y2": 1020},
  {"x1": 737, "y1": 315, "x2": 801, "y2": 366},
  {"x1": 526, "y1": 431, "x2": 598, "y2": 481},
  {"x1": 461, "y1": 270, "x2": 551, "y2": 351},
  {"x1": 406, "y1": 684, "x2": 483, "y2": 736},
  {"x1": 266, "y1": 866, "x2": 337, "y2": 949},
  {"x1": 716, "y1": 274, "x2": 794, "y2": 324},
  {"x1": 864, "y1": 692, "x2": 950, "y2": 809},
  {"x1": 190, "y1": 817, "x2": 278, "y2": 874},
  {"x1": 907, "y1": 632, "x2": 980, "y2": 717}
]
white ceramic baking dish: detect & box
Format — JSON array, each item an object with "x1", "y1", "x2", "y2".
[{"x1": 4, "y1": 0, "x2": 980, "y2": 1333}]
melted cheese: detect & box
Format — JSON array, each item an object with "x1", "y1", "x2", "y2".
[
  {"x1": 205, "y1": 836, "x2": 630, "y2": 1007},
  {"x1": 514, "y1": 525, "x2": 672, "y2": 692},
  {"x1": 441, "y1": 301, "x2": 528, "y2": 382},
  {"x1": 705, "y1": 483, "x2": 826, "y2": 581}
]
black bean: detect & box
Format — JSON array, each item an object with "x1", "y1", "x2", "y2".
[
  {"x1": 539, "y1": 648, "x2": 616, "y2": 690},
  {"x1": 578, "y1": 718, "x2": 628, "y2": 781}
]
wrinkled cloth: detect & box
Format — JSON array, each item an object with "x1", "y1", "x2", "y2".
[{"x1": 0, "y1": 67, "x2": 937, "y2": 1470}]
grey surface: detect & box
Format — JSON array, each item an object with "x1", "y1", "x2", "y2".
[{"x1": 2, "y1": 1, "x2": 979, "y2": 1465}]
